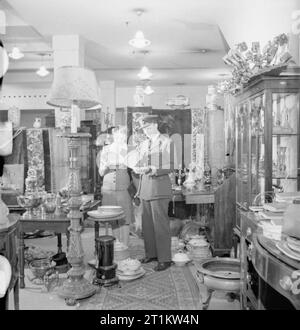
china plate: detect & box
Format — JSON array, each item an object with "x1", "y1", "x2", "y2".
[
  {"x1": 87, "y1": 210, "x2": 124, "y2": 219},
  {"x1": 117, "y1": 268, "x2": 146, "y2": 281},
  {"x1": 286, "y1": 236, "x2": 300, "y2": 248},
  {"x1": 287, "y1": 242, "x2": 300, "y2": 254},
  {"x1": 276, "y1": 241, "x2": 300, "y2": 261}
]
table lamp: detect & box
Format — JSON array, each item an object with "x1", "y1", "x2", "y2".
[{"x1": 47, "y1": 66, "x2": 100, "y2": 305}]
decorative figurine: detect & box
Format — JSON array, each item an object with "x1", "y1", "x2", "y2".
[{"x1": 33, "y1": 117, "x2": 42, "y2": 128}]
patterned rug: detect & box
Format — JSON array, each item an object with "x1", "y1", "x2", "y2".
[{"x1": 78, "y1": 238, "x2": 202, "y2": 310}]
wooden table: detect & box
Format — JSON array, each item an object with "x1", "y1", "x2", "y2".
[
  {"x1": 18, "y1": 214, "x2": 70, "y2": 289},
  {"x1": 18, "y1": 200, "x2": 101, "y2": 288},
  {"x1": 0, "y1": 214, "x2": 19, "y2": 310},
  {"x1": 182, "y1": 187, "x2": 216, "y2": 223}
]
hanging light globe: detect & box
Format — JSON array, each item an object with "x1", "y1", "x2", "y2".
[
  {"x1": 8, "y1": 47, "x2": 24, "y2": 60},
  {"x1": 36, "y1": 65, "x2": 50, "y2": 77},
  {"x1": 144, "y1": 85, "x2": 154, "y2": 95},
  {"x1": 129, "y1": 30, "x2": 151, "y2": 49},
  {"x1": 138, "y1": 66, "x2": 153, "y2": 80}
]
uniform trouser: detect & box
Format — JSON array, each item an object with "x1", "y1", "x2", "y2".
[{"x1": 141, "y1": 198, "x2": 171, "y2": 263}]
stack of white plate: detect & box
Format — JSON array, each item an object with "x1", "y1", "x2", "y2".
[
  {"x1": 287, "y1": 236, "x2": 300, "y2": 253},
  {"x1": 114, "y1": 240, "x2": 130, "y2": 262},
  {"x1": 116, "y1": 258, "x2": 145, "y2": 281},
  {"x1": 276, "y1": 236, "x2": 300, "y2": 261}
]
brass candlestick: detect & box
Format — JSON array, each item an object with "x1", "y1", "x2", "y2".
[{"x1": 57, "y1": 133, "x2": 96, "y2": 306}]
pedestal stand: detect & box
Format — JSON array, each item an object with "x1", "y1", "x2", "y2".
[{"x1": 57, "y1": 133, "x2": 96, "y2": 305}]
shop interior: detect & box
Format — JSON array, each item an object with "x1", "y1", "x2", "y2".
[{"x1": 0, "y1": 0, "x2": 300, "y2": 311}]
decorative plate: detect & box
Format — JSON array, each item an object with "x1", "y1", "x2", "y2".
[
  {"x1": 276, "y1": 241, "x2": 300, "y2": 261},
  {"x1": 87, "y1": 210, "x2": 124, "y2": 219}
]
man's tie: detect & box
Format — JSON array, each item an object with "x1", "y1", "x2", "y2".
[{"x1": 147, "y1": 138, "x2": 152, "y2": 167}]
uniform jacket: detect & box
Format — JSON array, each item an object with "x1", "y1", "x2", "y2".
[{"x1": 134, "y1": 134, "x2": 175, "y2": 201}]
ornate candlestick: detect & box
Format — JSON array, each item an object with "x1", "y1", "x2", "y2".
[
  {"x1": 47, "y1": 66, "x2": 101, "y2": 305},
  {"x1": 57, "y1": 133, "x2": 96, "y2": 305}
]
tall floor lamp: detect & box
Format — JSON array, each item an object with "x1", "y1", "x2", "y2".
[{"x1": 47, "y1": 66, "x2": 100, "y2": 305}]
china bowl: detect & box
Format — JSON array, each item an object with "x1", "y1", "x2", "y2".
[
  {"x1": 29, "y1": 258, "x2": 53, "y2": 279},
  {"x1": 118, "y1": 258, "x2": 141, "y2": 272},
  {"x1": 172, "y1": 251, "x2": 190, "y2": 267}
]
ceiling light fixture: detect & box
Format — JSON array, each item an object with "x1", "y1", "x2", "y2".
[
  {"x1": 36, "y1": 65, "x2": 50, "y2": 77},
  {"x1": 8, "y1": 47, "x2": 24, "y2": 60},
  {"x1": 129, "y1": 30, "x2": 151, "y2": 49},
  {"x1": 138, "y1": 66, "x2": 152, "y2": 80},
  {"x1": 129, "y1": 9, "x2": 150, "y2": 49},
  {"x1": 36, "y1": 54, "x2": 50, "y2": 77},
  {"x1": 144, "y1": 85, "x2": 154, "y2": 95}
]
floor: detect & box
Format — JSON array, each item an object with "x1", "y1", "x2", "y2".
[{"x1": 8, "y1": 227, "x2": 240, "y2": 310}]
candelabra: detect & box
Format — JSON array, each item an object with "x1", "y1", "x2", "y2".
[{"x1": 175, "y1": 165, "x2": 187, "y2": 186}]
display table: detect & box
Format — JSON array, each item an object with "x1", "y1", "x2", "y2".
[
  {"x1": 241, "y1": 211, "x2": 300, "y2": 310},
  {"x1": 182, "y1": 187, "x2": 216, "y2": 205},
  {"x1": 18, "y1": 214, "x2": 70, "y2": 289},
  {"x1": 86, "y1": 213, "x2": 126, "y2": 255},
  {"x1": 252, "y1": 233, "x2": 300, "y2": 310},
  {"x1": 0, "y1": 214, "x2": 19, "y2": 310}
]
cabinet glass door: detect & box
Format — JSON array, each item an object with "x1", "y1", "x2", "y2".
[
  {"x1": 250, "y1": 94, "x2": 265, "y2": 205},
  {"x1": 236, "y1": 101, "x2": 250, "y2": 209},
  {"x1": 272, "y1": 93, "x2": 300, "y2": 192}
]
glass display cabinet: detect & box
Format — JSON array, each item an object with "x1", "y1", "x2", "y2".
[{"x1": 235, "y1": 69, "x2": 300, "y2": 228}]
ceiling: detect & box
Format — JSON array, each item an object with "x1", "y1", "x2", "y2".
[{"x1": 1, "y1": 0, "x2": 298, "y2": 86}]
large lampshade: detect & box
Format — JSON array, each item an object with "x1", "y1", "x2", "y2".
[{"x1": 47, "y1": 66, "x2": 100, "y2": 108}]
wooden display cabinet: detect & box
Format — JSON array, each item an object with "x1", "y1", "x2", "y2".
[{"x1": 235, "y1": 68, "x2": 300, "y2": 229}]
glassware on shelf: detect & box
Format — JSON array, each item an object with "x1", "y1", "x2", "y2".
[
  {"x1": 276, "y1": 146, "x2": 287, "y2": 177},
  {"x1": 241, "y1": 154, "x2": 248, "y2": 182},
  {"x1": 273, "y1": 94, "x2": 295, "y2": 134},
  {"x1": 250, "y1": 96, "x2": 264, "y2": 136}
]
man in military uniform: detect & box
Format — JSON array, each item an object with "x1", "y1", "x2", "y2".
[{"x1": 129, "y1": 115, "x2": 175, "y2": 271}]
